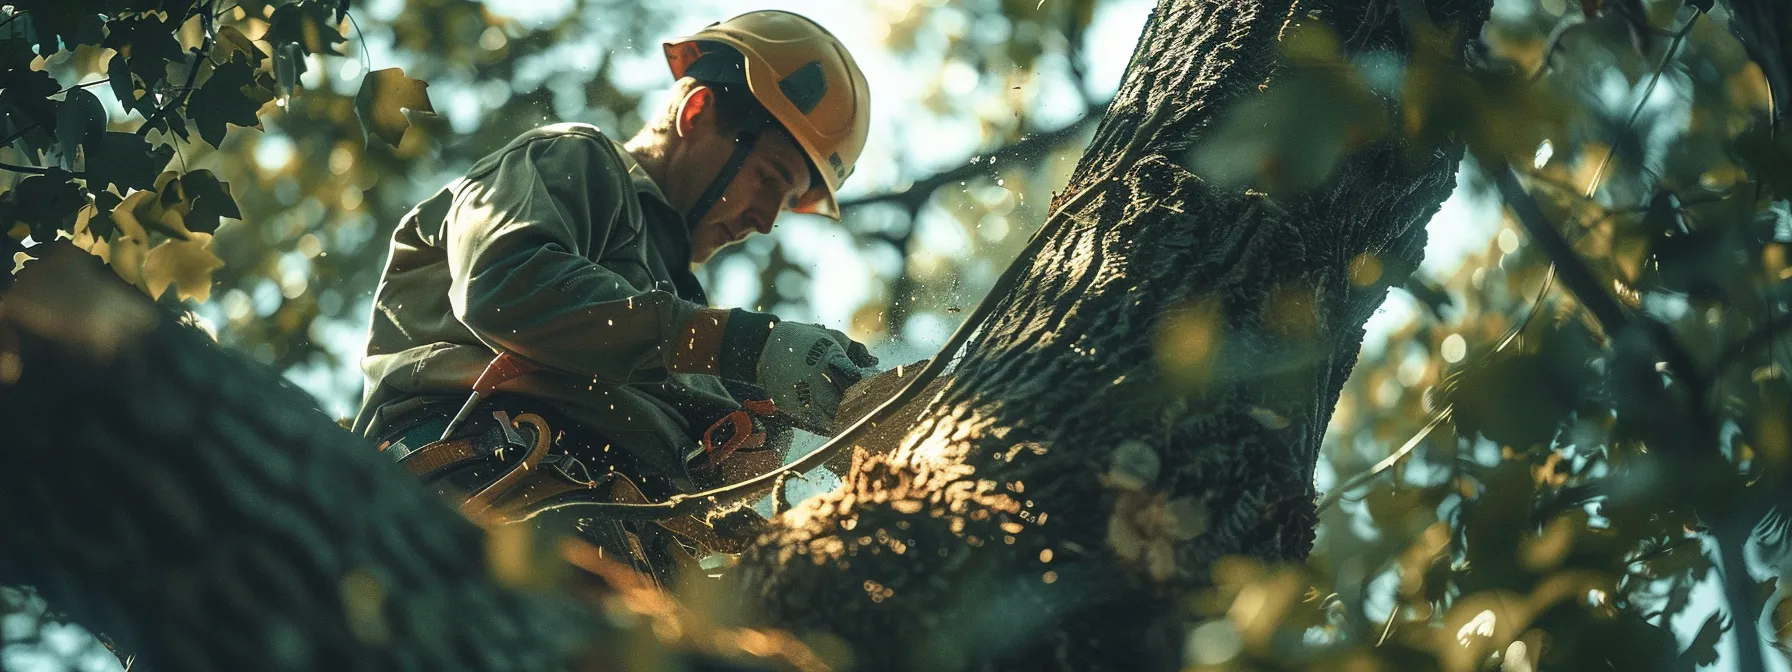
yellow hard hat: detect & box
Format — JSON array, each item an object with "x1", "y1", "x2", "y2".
[{"x1": 664, "y1": 10, "x2": 870, "y2": 220}]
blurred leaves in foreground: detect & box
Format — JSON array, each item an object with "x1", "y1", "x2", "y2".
[{"x1": 1159, "y1": 0, "x2": 1792, "y2": 668}]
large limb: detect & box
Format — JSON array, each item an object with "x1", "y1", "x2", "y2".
[{"x1": 0, "y1": 247, "x2": 593, "y2": 671}]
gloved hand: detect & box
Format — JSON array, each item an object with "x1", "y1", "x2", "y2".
[{"x1": 755, "y1": 321, "x2": 879, "y2": 434}]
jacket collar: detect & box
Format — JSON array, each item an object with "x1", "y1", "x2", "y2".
[
  {"x1": 611, "y1": 141, "x2": 679, "y2": 212},
  {"x1": 612, "y1": 140, "x2": 708, "y2": 304}
]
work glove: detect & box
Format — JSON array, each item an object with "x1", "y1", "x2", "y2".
[{"x1": 755, "y1": 321, "x2": 879, "y2": 434}]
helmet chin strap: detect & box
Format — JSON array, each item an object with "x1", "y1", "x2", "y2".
[{"x1": 683, "y1": 107, "x2": 769, "y2": 226}]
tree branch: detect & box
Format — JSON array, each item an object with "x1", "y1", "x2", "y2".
[
  {"x1": 0, "y1": 162, "x2": 79, "y2": 177},
  {"x1": 54, "y1": 79, "x2": 115, "y2": 96},
  {"x1": 836, "y1": 109, "x2": 1103, "y2": 211},
  {"x1": 0, "y1": 122, "x2": 39, "y2": 149},
  {"x1": 1490, "y1": 158, "x2": 1766, "y2": 672},
  {"x1": 1490, "y1": 160, "x2": 1707, "y2": 395},
  {"x1": 137, "y1": 2, "x2": 214, "y2": 138},
  {"x1": 1316, "y1": 410, "x2": 1451, "y2": 514}
]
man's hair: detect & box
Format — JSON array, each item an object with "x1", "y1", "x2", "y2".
[
  {"x1": 647, "y1": 75, "x2": 766, "y2": 136},
  {"x1": 648, "y1": 43, "x2": 823, "y2": 189}
]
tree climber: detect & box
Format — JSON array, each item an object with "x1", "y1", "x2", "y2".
[{"x1": 350, "y1": 10, "x2": 876, "y2": 586}]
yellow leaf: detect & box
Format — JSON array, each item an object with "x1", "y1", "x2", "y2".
[
  {"x1": 109, "y1": 233, "x2": 147, "y2": 287},
  {"x1": 79, "y1": 235, "x2": 111, "y2": 264},
  {"x1": 111, "y1": 189, "x2": 156, "y2": 242},
  {"x1": 141, "y1": 232, "x2": 224, "y2": 301},
  {"x1": 1732, "y1": 62, "x2": 1774, "y2": 112}
]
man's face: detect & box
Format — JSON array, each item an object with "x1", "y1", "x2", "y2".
[{"x1": 675, "y1": 88, "x2": 814, "y2": 264}]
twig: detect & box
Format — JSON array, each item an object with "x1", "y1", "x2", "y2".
[
  {"x1": 345, "y1": 12, "x2": 373, "y2": 73},
  {"x1": 1317, "y1": 410, "x2": 1451, "y2": 514},
  {"x1": 1492, "y1": 161, "x2": 1708, "y2": 395},
  {"x1": 1530, "y1": 15, "x2": 1587, "y2": 81},
  {"x1": 53, "y1": 79, "x2": 114, "y2": 96},
  {"x1": 0, "y1": 162, "x2": 79, "y2": 177},
  {"x1": 1375, "y1": 599, "x2": 1400, "y2": 646},
  {"x1": 835, "y1": 109, "x2": 1103, "y2": 211},
  {"x1": 0, "y1": 122, "x2": 39, "y2": 148},
  {"x1": 137, "y1": 2, "x2": 214, "y2": 138},
  {"x1": 1581, "y1": 10, "x2": 1701, "y2": 199}
]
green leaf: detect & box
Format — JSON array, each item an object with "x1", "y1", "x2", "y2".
[
  {"x1": 14, "y1": 1, "x2": 105, "y2": 54},
  {"x1": 85, "y1": 190, "x2": 122, "y2": 241},
  {"x1": 264, "y1": 1, "x2": 348, "y2": 56},
  {"x1": 1735, "y1": 123, "x2": 1792, "y2": 203},
  {"x1": 0, "y1": 65, "x2": 60, "y2": 130},
  {"x1": 188, "y1": 55, "x2": 273, "y2": 148},
  {"x1": 54, "y1": 87, "x2": 105, "y2": 169},
  {"x1": 212, "y1": 26, "x2": 267, "y2": 67},
  {"x1": 160, "y1": 169, "x2": 241, "y2": 235},
  {"x1": 86, "y1": 132, "x2": 173, "y2": 194},
  {"x1": 106, "y1": 51, "x2": 139, "y2": 109},
  {"x1": 156, "y1": 105, "x2": 191, "y2": 142},
  {"x1": 1185, "y1": 22, "x2": 1390, "y2": 195},
  {"x1": 274, "y1": 41, "x2": 308, "y2": 96},
  {"x1": 0, "y1": 170, "x2": 84, "y2": 242},
  {"x1": 1650, "y1": 223, "x2": 1752, "y2": 301},
  {"x1": 113, "y1": 178, "x2": 190, "y2": 241},
  {"x1": 1401, "y1": 21, "x2": 1565, "y2": 165},
  {"x1": 1447, "y1": 321, "x2": 1599, "y2": 449},
  {"x1": 101, "y1": 14, "x2": 185, "y2": 88},
  {"x1": 355, "y1": 67, "x2": 436, "y2": 147}
]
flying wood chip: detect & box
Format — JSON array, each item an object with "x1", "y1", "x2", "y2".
[{"x1": 355, "y1": 68, "x2": 435, "y2": 147}]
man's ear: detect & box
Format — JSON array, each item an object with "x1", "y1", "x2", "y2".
[{"x1": 674, "y1": 85, "x2": 714, "y2": 139}]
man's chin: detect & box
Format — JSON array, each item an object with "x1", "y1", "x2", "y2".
[{"x1": 690, "y1": 239, "x2": 724, "y2": 265}]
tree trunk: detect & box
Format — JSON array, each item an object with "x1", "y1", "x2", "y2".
[{"x1": 736, "y1": 0, "x2": 1489, "y2": 667}]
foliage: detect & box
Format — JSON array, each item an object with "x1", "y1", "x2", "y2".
[
  {"x1": 1164, "y1": 0, "x2": 1792, "y2": 669},
  {"x1": 5, "y1": 0, "x2": 1792, "y2": 669}
]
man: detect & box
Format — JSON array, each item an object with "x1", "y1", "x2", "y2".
[{"x1": 351, "y1": 10, "x2": 875, "y2": 583}]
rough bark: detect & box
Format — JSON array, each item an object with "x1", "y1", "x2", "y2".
[
  {"x1": 0, "y1": 250, "x2": 596, "y2": 671},
  {"x1": 737, "y1": 0, "x2": 1489, "y2": 668}
]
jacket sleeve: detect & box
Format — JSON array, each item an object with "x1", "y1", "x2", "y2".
[{"x1": 441, "y1": 133, "x2": 771, "y2": 383}]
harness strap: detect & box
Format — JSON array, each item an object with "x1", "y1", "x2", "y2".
[
  {"x1": 684, "y1": 107, "x2": 770, "y2": 225},
  {"x1": 396, "y1": 437, "x2": 482, "y2": 478},
  {"x1": 461, "y1": 413, "x2": 553, "y2": 519}
]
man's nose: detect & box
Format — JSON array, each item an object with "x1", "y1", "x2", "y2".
[{"x1": 751, "y1": 211, "x2": 775, "y2": 234}]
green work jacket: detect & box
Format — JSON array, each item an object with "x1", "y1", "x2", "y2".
[{"x1": 352, "y1": 122, "x2": 744, "y2": 488}]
